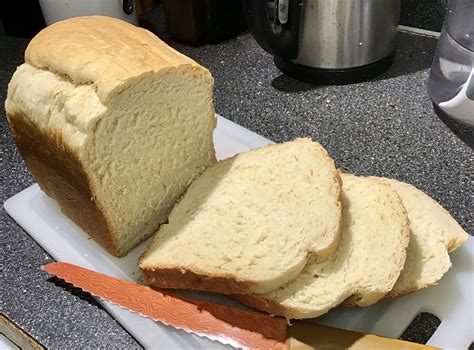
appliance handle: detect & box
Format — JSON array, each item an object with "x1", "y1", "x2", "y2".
[
  {"x1": 122, "y1": 0, "x2": 134, "y2": 15},
  {"x1": 466, "y1": 68, "x2": 474, "y2": 100},
  {"x1": 242, "y1": 0, "x2": 302, "y2": 59}
]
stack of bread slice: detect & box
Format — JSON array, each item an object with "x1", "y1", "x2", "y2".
[
  {"x1": 232, "y1": 174, "x2": 468, "y2": 318},
  {"x1": 140, "y1": 139, "x2": 468, "y2": 319}
]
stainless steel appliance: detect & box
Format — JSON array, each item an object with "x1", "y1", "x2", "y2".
[{"x1": 242, "y1": 0, "x2": 401, "y2": 84}]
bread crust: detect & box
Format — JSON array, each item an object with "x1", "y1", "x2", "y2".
[
  {"x1": 25, "y1": 16, "x2": 207, "y2": 102},
  {"x1": 378, "y1": 177, "x2": 467, "y2": 299},
  {"x1": 339, "y1": 176, "x2": 411, "y2": 306},
  {"x1": 6, "y1": 109, "x2": 123, "y2": 256},
  {"x1": 230, "y1": 293, "x2": 294, "y2": 317},
  {"x1": 142, "y1": 267, "x2": 265, "y2": 295}
]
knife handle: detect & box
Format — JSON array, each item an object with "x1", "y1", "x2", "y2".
[{"x1": 288, "y1": 321, "x2": 439, "y2": 349}]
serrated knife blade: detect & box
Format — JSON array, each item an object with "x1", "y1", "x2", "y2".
[
  {"x1": 42, "y1": 262, "x2": 287, "y2": 349},
  {"x1": 43, "y1": 262, "x2": 437, "y2": 350}
]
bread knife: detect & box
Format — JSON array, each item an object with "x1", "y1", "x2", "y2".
[{"x1": 43, "y1": 262, "x2": 437, "y2": 349}]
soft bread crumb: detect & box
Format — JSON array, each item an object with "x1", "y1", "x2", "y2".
[
  {"x1": 233, "y1": 174, "x2": 410, "y2": 318},
  {"x1": 140, "y1": 139, "x2": 342, "y2": 294}
]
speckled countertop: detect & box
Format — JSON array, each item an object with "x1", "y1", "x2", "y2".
[
  {"x1": 400, "y1": 0, "x2": 447, "y2": 31},
  {"x1": 1, "y1": 27, "x2": 473, "y2": 349}
]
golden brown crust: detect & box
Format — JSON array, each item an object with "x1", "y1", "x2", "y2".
[
  {"x1": 25, "y1": 16, "x2": 207, "y2": 102},
  {"x1": 142, "y1": 266, "x2": 265, "y2": 295},
  {"x1": 230, "y1": 293, "x2": 290, "y2": 317},
  {"x1": 6, "y1": 109, "x2": 124, "y2": 257}
]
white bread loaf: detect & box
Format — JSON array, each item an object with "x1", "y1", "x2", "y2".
[
  {"x1": 5, "y1": 16, "x2": 216, "y2": 257},
  {"x1": 381, "y1": 178, "x2": 469, "y2": 298},
  {"x1": 139, "y1": 139, "x2": 342, "y2": 294},
  {"x1": 233, "y1": 174, "x2": 410, "y2": 318}
]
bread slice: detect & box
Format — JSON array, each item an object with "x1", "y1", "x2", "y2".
[
  {"x1": 380, "y1": 178, "x2": 469, "y2": 298},
  {"x1": 5, "y1": 16, "x2": 216, "y2": 257},
  {"x1": 233, "y1": 174, "x2": 410, "y2": 318},
  {"x1": 139, "y1": 138, "x2": 342, "y2": 294}
]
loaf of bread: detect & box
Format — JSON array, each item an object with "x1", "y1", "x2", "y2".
[
  {"x1": 139, "y1": 139, "x2": 342, "y2": 294},
  {"x1": 381, "y1": 178, "x2": 469, "y2": 298},
  {"x1": 5, "y1": 16, "x2": 217, "y2": 257},
  {"x1": 233, "y1": 174, "x2": 410, "y2": 318}
]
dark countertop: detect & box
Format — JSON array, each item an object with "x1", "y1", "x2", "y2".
[
  {"x1": 400, "y1": 0, "x2": 446, "y2": 32},
  {"x1": 1, "y1": 28, "x2": 473, "y2": 349}
]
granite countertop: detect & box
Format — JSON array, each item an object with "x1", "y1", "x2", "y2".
[{"x1": 1, "y1": 26, "x2": 473, "y2": 349}]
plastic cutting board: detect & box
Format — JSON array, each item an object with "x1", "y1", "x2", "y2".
[{"x1": 4, "y1": 115, "x2": 474, "y2": 349}]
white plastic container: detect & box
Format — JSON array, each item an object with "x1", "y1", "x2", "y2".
[
  {"x1": 428, "y1": 0, "x2": 474, "y2": 128},
  {"x1": 39, "y1": 0, "x2": 138, "y2": 26}
]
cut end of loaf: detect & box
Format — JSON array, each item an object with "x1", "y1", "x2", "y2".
[{"x1": 86, "y1": 68, "x2": 216, "y2": 256}]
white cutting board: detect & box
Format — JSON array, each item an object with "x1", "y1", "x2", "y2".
[{"x1": 4, "y1": 115, "x2": 474, "y2": 350}]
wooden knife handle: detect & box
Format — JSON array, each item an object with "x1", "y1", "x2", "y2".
[{"x1": 288, "y1": 321, "x2": 439, "y2": 350}]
